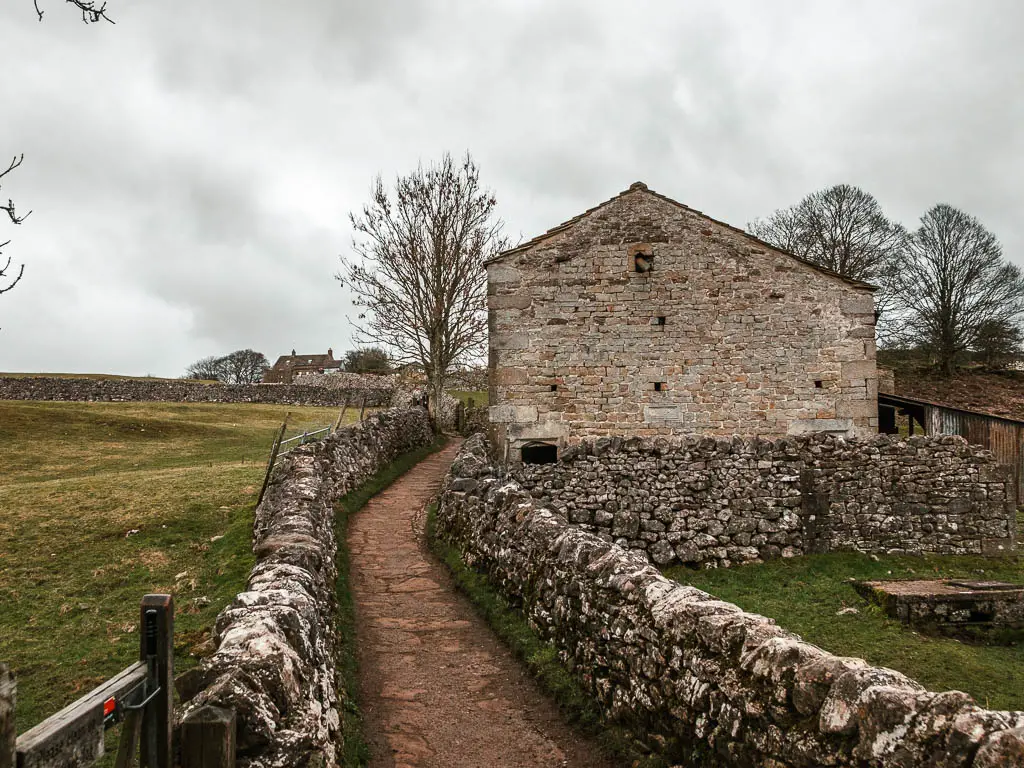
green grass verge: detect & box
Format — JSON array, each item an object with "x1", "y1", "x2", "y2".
[
  {"x1": 0, "y1": 401, "x2": 366, "y2": 742},
  {"x1": 664, "y1": 552, "x2": 1024, "y2": 711},
  {"x1": 333, "y1": 436, "x2": 449, "y2": 767},
  {"x1": 425, "y1": 504, "x2": 666, "y2": 768},
  {"x1": 447, "y1": 390, "x2": 487, "y2": 407}
]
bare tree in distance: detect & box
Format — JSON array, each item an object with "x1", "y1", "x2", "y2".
[
  {"x1": 750, "y1": 184, "x2": 906, "y2": 282},
  {"x1": 891, "y1": 204, "x2": 1024, "y2": 376},
  {"x1": 749, "y1": 184, "x2": 907, "y2": 337},
  {"x1": 184, "y1": 350, "x2": 268, "y2": 384},
  {"x1": 184, "y1": 355, "x2": 224, "y2": 381},
  {"x1": 343, "y1": 347, "x2": 391, "y2": 374},
  {"x1": 338, "y1": 152, "x2": 506, "y2": 419},
  {"x1": 219, "y1": 349, "x2": 269, "y2": 384},
  {"x1": 972, "y1": 318, "x2": 1023, "y2": 370}
]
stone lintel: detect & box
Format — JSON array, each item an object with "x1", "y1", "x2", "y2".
[{"x1": 787, "y1": 418, "x2": 854, "y2": 436}]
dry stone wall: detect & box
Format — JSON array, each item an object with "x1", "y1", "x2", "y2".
[
  {"x1": 0, "y1": 376, "x2": 394, "y2": 407},
  {"x1": 512, "y1": 433, "x2": 1016, "y2": 568},
  {"x1": 436, "y1": 435, "x2": 1024, "y2": 767},
  {"x1": 174, "y1": 408, "x2": 433, "y2": 767},
  {"x1": 297, "y1": 371, "x2": 398, "y2": 393}
]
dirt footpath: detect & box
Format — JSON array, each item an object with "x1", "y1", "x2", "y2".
[{"x1": 347, "y1": 441, "x2": 615, "y2": 768}]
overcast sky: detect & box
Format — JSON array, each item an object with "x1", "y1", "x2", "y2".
[{"x1": 0, "y1": 1, "x2": 1021, "y2": 376}]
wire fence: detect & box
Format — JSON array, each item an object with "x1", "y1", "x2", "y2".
[{"x1": 257, "y1": 397, "x2": 370, "y2": 505}]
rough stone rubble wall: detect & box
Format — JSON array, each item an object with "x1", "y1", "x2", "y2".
[
  {"x1": 436, "y1": 436, "x2": 1024, "y2": 767},
  {"x1": 0, "y1": 376, "x2": 394, "y2": 406},
  {"x1": 390, "y1": 385, "x2": 461, "y2": 430},
  {"x1": 513, "y1": 433, "x2": 1015, "y2": 568},
  {"x1": 297, "y1": 371, "x2": 398, "y2": 392},
  {"x1": 175, "y1": 409, "x2": 433, "y2": 767}
]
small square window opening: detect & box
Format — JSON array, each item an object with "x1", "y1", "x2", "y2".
[
  {"x1": 550, "y1": 384, "x2": 558, "y2": 392},
  {"x1": 634, "y1": 252, "x2": 654, "y2": 273},
  {"x1": 654, "y1": 382, "x2": 666, "y2": 392},
  {"x1": 814, "y1": 380, "x2": 823, "y2": 389},
  {"x1": 656, "y1": 316, "x2": 666, "y2": 326}
]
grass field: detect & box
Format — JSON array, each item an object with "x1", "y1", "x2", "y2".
[
  {"x1": 448, "y1": 390, "x2": 487, "y2": 406},
  {"x1": 0, "y1": 399, "x2": 360, "y2": 733},
  {"x1": 664, "y1": 551, "x2": 1024, "y2": 711}
]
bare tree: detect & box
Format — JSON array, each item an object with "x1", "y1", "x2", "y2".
[
  {"x1": 750, "y1": 185, "x2": 907, "y2": 336},
  {"x1": 219, "y1": 349, "x2": 269, "y2": 384},
  {"x1": 338, "y1": 152, "x2": 506, "y2": 418},
  {"x1": 972, "y1": 318, "x2": 1023, "y2": 369},
  {"x1": 184, "y1": 355, "x2": 224, "y2": 381},
  {"x1": 343, "y1": 347, "x2": 391, "y2": 374},
  {"x1": 185, "y1": 350, "x2": 268, "y2": 383},
  {"x1": 890, "y1": 204, "x2": 1024, "y2": 376}
]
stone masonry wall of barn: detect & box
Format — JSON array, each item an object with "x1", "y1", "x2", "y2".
[
  {"x1": 436, "y1": 436, "x2": 1024, "y2": 767},
  {"x1": 487, "y1": 185, "x2": 878, "y2": 459},
  {"x1": 512, "y1": 433, "x2": 1016, "y2": 568},
  {"x1": 173, "y1": 409, "x2": 434, "y2": 766}
]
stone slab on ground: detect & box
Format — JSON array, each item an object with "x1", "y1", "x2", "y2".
[{"x1": 854, "y1": 579, "x2": 1024, "y2": 629}]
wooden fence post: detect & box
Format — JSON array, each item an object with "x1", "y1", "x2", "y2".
[
  {"x1": 0, "y1": 664, "x2": 14, "y2": 768},
  {"x1": 257, "y1": 416, "x2": 289, "y2": 506},
  {"x1": 334, "y1": 397, "x2": 350, "y2": 432},
  {"x1": 359, "y1": 394, "x2": 367, "y2": 422},
  {"x1": 180, "y1": 706, "x2": 236, "y2": 768},
  {"x1": 140, "y1": 594, "x2": 173, "y2": 768}
]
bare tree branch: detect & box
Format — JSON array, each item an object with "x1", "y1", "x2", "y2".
[
  {"x1": 0, "y1": 248, "x2": 25, "y2": 295},
  {"x1": 749, "y1": 184, "x2": 907, "y2": 340},
  {"x1": 34, "y1": 0, "x2": 115, "y2": 24},
  {"x1": 338, "y1": 152, "x2": 506, "y2": 417},
  {"x1": 0, "y1": 156, "x2": 32, "y2": 226},
  {"x1": 0, "y1": 156, "x2": 30, "y2": 295}
]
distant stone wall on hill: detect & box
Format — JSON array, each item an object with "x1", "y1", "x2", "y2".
[
  {"x1": 0, "y1": 376, "x2": 393, "y2": 407},
  {"x1": 174, "y1": 408, "x2": 434, "y2": 766},
  {"x1": 297, "y1": 371, "x2": 398, "y2": 392},
  {"x1": 436, "y1": 435, "x2": 1024, "y2": 767},
  {"x1": 446, "y1": 368, "x2": 488, "y2": 392},
  {"x1": 513, "y1": 433, "x2": 1016, "y2": 568}
]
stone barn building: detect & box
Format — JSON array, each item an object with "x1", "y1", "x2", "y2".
[{"x1": 487, "y1": 182, "x2": 879, "y2": 463}]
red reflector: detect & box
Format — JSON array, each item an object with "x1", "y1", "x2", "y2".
[{"x1": 103, "y1": 697, "x2": 116, "y2": 717}]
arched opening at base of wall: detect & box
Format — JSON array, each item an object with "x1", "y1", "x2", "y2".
[{"x1": 520, "y1": 441, "x2": 558, "y2": 465}]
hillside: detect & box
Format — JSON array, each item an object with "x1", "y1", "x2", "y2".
[{"x1": 893, "y1": 366, "x2": 1024, "y2": 421}]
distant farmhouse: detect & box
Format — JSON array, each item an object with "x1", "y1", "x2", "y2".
[
  {"x1": 262, "y1": 348, "x2": 342, "y2": 383},
  {"x1": 487, "y1": 182, "x2": 879, "y2": 463}
]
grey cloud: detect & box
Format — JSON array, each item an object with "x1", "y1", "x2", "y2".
[{"x1": 0, "y1": 0, "x2": 1021, "y2": 375}]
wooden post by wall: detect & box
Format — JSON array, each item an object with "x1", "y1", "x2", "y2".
[
  {"x1": 140, "y1": 594, "x2": 173, "y2": 768},
  {"x1": 359, "y1": 394, "x2": 367, "y2": 422},
  {"x1": 334, "y1": 397, "x2": 350, "y2": 431},
  {"x1": 0, "y1": 664, "x2": 14, "y2": 768},
  {"x1": 180, "y1": 706, "x2": 236, "y2": 768},
  {"x1": 257, "y1": 416, "x2": 289, "y2": 506}
]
